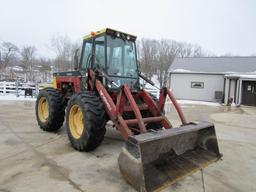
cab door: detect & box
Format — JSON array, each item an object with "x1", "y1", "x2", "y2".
[
  {"x1": 93, "y1": 35, "x2": 106, "y2": 70},
  {"x1": 80, "y1": 38, "x2": 93, "y2": 70},
  {"x1": 79, "y1": 38, "x2": 93, "y2": 90}
]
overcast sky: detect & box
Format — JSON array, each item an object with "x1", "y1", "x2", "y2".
[{"x1": 0, "y1": 0, "x2": 255, "y2": 57}]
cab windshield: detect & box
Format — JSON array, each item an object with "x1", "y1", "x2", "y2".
[{"x1": 106, "y1": 35, "x2": 137, "y2": 78}]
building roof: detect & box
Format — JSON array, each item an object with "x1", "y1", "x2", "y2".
[
  {"x1": 170, "y1": 57, "x2": 256, "y2": 74},
  {"x1": 225, "y1": 74, "x2": 256, "y2": 80}
]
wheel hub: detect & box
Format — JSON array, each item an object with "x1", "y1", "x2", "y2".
[
  {"x1": 38, "y1": 97, "x2": 49, "y2": 123},
  {"x1": 69, "y1": 104, "x2": 84, "y2": 139}
]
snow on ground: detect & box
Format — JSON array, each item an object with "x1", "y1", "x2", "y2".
[
  {"x1": 176, "y1": 99, "x2": 221, "y2": 106},
  {"x1": 0, "y1": 93, "x2": 221, "y2": 107},
  {"x1": 0, "y1": 94, "x2": 36, "y2": 101},
  {"x1": 171, "y1": 69, "x2": 192, "y2": 73}
]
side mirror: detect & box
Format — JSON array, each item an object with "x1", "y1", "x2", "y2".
[{"x1": 74, "y1": 49, "x2": 79, "y2": 70}]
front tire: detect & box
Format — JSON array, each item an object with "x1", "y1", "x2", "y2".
[
  {"x1": 66, "y1": 92, "x2": 106, "y2": 152},
  {"x1": 36, "y1": 87, "x2": 65, "y2": 132}
]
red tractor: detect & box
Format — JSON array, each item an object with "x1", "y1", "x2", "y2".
[{"x1": 36, "y1": 28, "x2": 221, "y2": 192}]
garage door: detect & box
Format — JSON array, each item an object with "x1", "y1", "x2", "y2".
[{"x1": 242, "y1": 81, "x2": 256, "y2": 106}]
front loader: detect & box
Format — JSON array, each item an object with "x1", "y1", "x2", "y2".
[{"x1": 35, "y1": 28, "x2": 222, "y2": 192}]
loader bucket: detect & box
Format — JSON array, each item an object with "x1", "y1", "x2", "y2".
[{"x1": 118, "y1": 121, "x2": 222, "y2": 192}]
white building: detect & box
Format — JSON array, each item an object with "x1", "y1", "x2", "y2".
[{"x1": 169, "y1": 57, "x2": 256, "y2": 106}]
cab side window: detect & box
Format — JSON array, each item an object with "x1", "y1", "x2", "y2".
[
  {"x1": 94, "y1": 36, "x2": 105, "y2": 69},
  {"x1": 81, "y1": 39, "x2": 93, "y2": 69}
]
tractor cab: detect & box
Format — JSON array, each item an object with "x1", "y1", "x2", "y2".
[{"x1": 79, "y1": 28, "x2": 139, "y2": 89}]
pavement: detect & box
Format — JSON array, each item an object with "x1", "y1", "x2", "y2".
[{"x1": 0, "y1": 100, "x2": 256, "y2": 192}]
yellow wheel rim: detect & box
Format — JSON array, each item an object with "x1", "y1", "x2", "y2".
[
  {"x1": 38, "y1": 97, "x2": 49, "y2": 123},
  {"x1": 69, "y1": 104, "x2": 84, "y2": 139}
]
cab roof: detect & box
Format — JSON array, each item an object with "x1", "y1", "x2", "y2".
[{"x1": 83, "y1": 28, "x2": 137, "y2": 41}]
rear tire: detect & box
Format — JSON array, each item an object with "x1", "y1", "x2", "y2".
[
  {"x1": 36, "y1": 87, "x2": 65, "y2": 132},
  {"x1": 66, "y1": 92, "x2": 106, "y2": 152}
]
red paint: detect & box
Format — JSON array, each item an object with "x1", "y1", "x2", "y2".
[
  {"x1": 56, "y1": 76, "x2": 81, "y2": 93},
  {"x1": 55, "y1": 69, "x2": 187, "y2": 140},
  {"x1": 123, "y1": 84, "x2": 147, "y2": 133},
  {"x1": 166, "y1": 89, "x2": 187, "y2": 125}
]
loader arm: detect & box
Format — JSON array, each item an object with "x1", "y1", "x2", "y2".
[{"x1": 88, "y1": 69, "x2": 177, "y2": 137}]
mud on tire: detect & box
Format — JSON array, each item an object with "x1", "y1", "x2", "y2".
[
  {"x1": 36, "y1": 87, "x2": 65, "y2": 132},
  {"x1": 66, "y1": 92, "x2": 106, "y2": 152}
]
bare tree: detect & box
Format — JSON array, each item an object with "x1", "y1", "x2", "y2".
[
  {"x1": 156, "y1": 40, "x2": 180, "y2": 87},
  {"x1": 20, "y1": 46, "x2": 37, "y2": 81},
  {"x1": 138, "y1": 38, "x2": 211, "y2": 87},
  {"x1": 138, "y1": 39, "x2": 158, "y2": 79},
  {"x1": 176, "y1": 42, "x2": 208, "y2": 57},
  {"x1": 176, "y1": 42, "x2": 193, "y2": 57},
  {"x1": 0, "y1": 42, "x2": 19, "y2": 71},
  {"x1": 51, "y1": 35, "x2": 80, "y2": 71},
  {"x1": 37, "y1": 58, "x2": 52, "y2": 82},
  {"x1": 192, "y1": 45, "x2": 205, "y2": 57}
]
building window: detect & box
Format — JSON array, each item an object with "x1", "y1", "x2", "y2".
[{"x1": 191, "y1": 82, "x2": 204, "y2": 89}]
